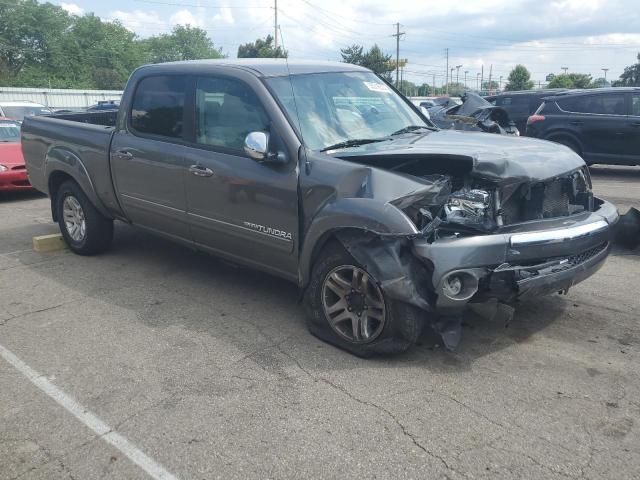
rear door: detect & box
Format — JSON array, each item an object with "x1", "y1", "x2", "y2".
[
  {"x1": 110, "y1": 75, "x2": 190, "y2": 240},
  {"x1": 626, "y1": 92, "x2": 640, "y2": 163},
  {"x1": 579, "y1": 93, "x2": 628, "y2": 162},
  {"x1": 182, "y1": 74, "x2": 300, "y2": 280},
  {"x1": 557, "y1": 93, "x2": 628, "y2": 162}
]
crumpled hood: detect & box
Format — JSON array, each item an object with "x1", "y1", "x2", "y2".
[
  {"x1": 335, "y1": 129, "x2": 586, "y2": 185},
  {"x1": 0, "y1": 142, "x2": 24, "y2": 167}
]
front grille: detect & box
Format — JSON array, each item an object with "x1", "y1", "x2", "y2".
[
  {"x1": 500, "y1": 170, "x2": 592, "y2": 225},
  {"x1": 567, "y1": 242, "x2": 607, "y2": 266}
]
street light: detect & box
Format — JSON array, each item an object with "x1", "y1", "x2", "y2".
[
  {"x1": 476, "y1": 72, "x2": 480, "y2": 91},
  {"x1": 561, "y1": 66, "x2": 568, "y2": 74},
  {"x1": 464, "y1": 70, "x2": 468, "y2": 88},
  {"x1": 450, "y1": 67, "x2": 455, "y2": 87},
  {"x1": 602, "y1": 68, "x2": 609, "y2": 83},
  {"x1": 455, "y1": 64, "x2": 462, "y2": 84},
  {"x1": 499, "y1": 75, "x2": 503, "y2": 91}
]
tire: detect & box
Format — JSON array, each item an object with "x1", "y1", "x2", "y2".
[
  {"x1": 55, "y1": 180, "x2": 113, "y2": 255},
  {"x1": 304, "y1": 242, "x2": 423, "y2": 357}
]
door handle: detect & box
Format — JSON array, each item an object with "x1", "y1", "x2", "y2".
[
  {"x1": 189, "y1": 165, "x2": 215, "y2": 177},
  {"x1": 114, "y1": 149, "x2": 133, "y2": 160},
  {"x1": 569, "y1": 120, "x2": 583, "y2": 126}
]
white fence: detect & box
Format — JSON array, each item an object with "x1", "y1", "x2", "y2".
[{"x1": 0, "y1": 87, "x2": 123, "y2": 109}]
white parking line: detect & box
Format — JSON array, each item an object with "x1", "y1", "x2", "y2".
[{"x1": 0, "y1": 343, "x2": 178, "y2": 480}]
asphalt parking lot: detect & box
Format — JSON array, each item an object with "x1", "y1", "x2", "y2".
[{"x1": 1, "y1": 166, "x2": 639, "y2": 480}]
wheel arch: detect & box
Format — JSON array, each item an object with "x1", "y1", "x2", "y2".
[
  {"x1": 298, "y1": 197, "x2": 418, "y2": 288},
  {"x1": 45, "y1": 147, "x2": 112, "y2": 221},
  {"x1": 544, "y1": 130, "x2": 584, "y2": 155}
]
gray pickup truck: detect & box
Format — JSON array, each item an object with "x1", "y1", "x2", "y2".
[{"x1": 22, "y1": 60, "x2": 618, "y2": 356}]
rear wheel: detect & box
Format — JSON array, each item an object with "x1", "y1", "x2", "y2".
[
  {"x1": 56, "y1": 180, "x2": 113, "y2": 255},
  {"x1": 304, "y1": 242, "x2": 423, "y2": 357},
  {"x1": 550, "y1": 136, "x2": 581, "y2": 155}
]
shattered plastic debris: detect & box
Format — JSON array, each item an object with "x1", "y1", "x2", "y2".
[
  {"x1": 615, "y1": 207, "x2": 640, "y2": 249},
  {"x1": 432, "y1": 314, "x2": 463, "y2": 350}
]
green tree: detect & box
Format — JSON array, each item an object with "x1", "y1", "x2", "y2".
[
  {"x1": 237, "y1": 35, "x2": 287, "y2": 58},
  {"x1": 142, "y1": 25, "x2": 224, "y2": 64},
  {"x1": 340, "y1": 44, "x2": 364, "y2": 65},
  {"x1": 505, "y1": 65, "x2": 534, "y2": 91},
  {"x1": 339, "y1": 44, "x2": 393, "y2": 81},
  {"x1": 547, "y1": 73, "x2": 593, "y2": 89},
  {"x1": 417, "y1": 83, "x2": 431, "y2": 96},
  {"x1": 613, "y1": 53, "x2": 640, "y2": 87},
  {"x1": 0, "y1": 0, "x2": 72, "y2": 85},
  {"x1": 442, "y1": 82, "x2": 465, "y2": 96},
  {"x1": 591, "y1": 77, "x2": 609, "y2": 88}
]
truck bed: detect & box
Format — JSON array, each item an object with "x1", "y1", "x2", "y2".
[{"x1": 21, "y1": 112, "x2": 122, "y2": 218}]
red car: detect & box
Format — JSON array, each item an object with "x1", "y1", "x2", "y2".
[{"x1": 0, "y1": 117, "x2": 31, "y2": 191}]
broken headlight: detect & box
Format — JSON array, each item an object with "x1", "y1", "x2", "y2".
[{"x1": 444, "y1": 189, "x2": 496, "y2": 231}]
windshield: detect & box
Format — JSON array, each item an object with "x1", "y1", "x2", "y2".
[
  {"x1": 1, "y1": 106, "x2": 51, "y2": 122},
  {"x1": 266, "y1": 71, "x2": 432, "y2": 151},
  {"x1": 0, "y1": 120, "x2": 20, "y2": 142}
]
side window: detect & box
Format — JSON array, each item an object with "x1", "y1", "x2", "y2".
[
  {"x1": 585, "y1": 94, "x2": 626, "y2": 115},
  {"x1": 631, "y1": 94, "x2": 640, "y2": 116},
  {"x1": 558, "y1": 96, "x2": 587, "y2": 113},
  {"x1": 501, "y1": 97, "x2": 512, "y2": 106},
  {"x1": 130, "y1": 75, "x2": 186, "y2": 139},
  {"x1": 196, "y1": 77, "x2": 269, "y2": 151}
]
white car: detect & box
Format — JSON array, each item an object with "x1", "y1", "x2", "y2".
[{"x1": 0, "y1": 101, "x2": 52, "y2": 123}]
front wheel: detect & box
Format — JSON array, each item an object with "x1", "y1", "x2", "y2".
[
  {"x1": 56, "y1": 180, "x2": 114, "y2": 255},
  {"x1": 304, "y1": 243, "x2": 423, "y2": 357}
]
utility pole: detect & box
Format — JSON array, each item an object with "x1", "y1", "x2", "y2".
[
  {"x1": 488, "y1": 64, "x2": 492, "y2": 93},
  {"x1": 445, "y1": 48, "x2": 449, "y2": 94},
  {"x1": 392, "y1": 23, "x2": 405, "y2": 88},
  {"x1": 602, "y1": 68, "x2": 609, "y2": 83},
  {"x1": 455, "y1": 65, "x2": 462, "y2": 84},
  {"x1": 450, "y1": 68, "x2": 455, "y2": 91},
  {"x1": 480, "y1": 65, "x2": 484, "y2": 93},
  {"x1": 274, "y1": 0, "x2": 278, "y2": 49},
  {"x1": 464, "y1": 70, "x2": 468, "y2": 88},
  {"x1": 561, "y1": 66, "x2": 568, "y2": 74},
  {"x1": 476, "y1": 72, "x2": 480, "y2": 91}
]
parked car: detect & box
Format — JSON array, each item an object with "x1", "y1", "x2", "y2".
[
  {"x1": 427, "y1": 92, "x2": 519, "y2": 135},
  {"x1": 22, "y1": 60, "x2": 618, "y2": 356},
  {"x1": 526, "y1": 87, "x2": 640, "y2": 166},
  {"x1": 0, "y1": 101, "x2": 52, "y2": 123},
  {"x1": 0, "y1": 117, "x2": 31, "y2": 191},
  {"x1": 491, "y1": 89, "x2": 569, "y2": 134},
  {"x1": 87, "y1": 100, "x2": 120, "y2": 111}
]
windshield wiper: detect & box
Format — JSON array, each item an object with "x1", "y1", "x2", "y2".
[
  {"x1": 319, "y1": 138, "x2": 385, "y2": 152},
  {"x1": 390, "y1": 125, "x2": 433, "y2": 136}
]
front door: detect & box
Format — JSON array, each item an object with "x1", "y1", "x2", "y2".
[
  {"x1": 578, "y1": 92, "x2": 629, "y2": 162},
  {"x1": 111, "y1": 74, "x2": 190, "y2": 240},
  {"x1": 183, "y1": 75, "x2": 299, "y2": 280}
]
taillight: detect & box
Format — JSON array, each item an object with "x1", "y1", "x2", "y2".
[{"x1": 527, "y1": 114, "x2": 545, "y2": 125}]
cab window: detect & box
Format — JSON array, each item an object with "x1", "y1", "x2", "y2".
[
  {"x1": 195, "y1": 77, "x2": 269, "y2": 151},
  {"x1": 130, "y1": 75, "x2": 186, "y2": 139}
]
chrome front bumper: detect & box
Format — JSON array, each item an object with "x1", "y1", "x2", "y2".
[{"x1": 412, "y1": 198, "x2": 619, "y2": 313}]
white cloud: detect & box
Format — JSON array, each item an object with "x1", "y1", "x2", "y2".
[
  {"x1": 109, "y1": 10, "x2": 167, "y2": 34},
  {"x1": 170, "y1": 9, "x2": 204, "y2": 28},
  {"x1": 60, "y1": 2, "x2": 83, "y2": 16}
]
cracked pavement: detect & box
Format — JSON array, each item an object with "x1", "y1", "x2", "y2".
[{"x1": 1, "y1": 166, "x2": 639, "y2": 480}]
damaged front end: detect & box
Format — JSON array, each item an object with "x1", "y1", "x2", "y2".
[
  {"x1": 428, "y1": 92, "x2": 519, "y2": 136},
  {"x1": 329, "y1": 162, "x2": 617, "y2": 350}
]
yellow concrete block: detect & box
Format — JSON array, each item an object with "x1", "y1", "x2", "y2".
[{"x1": 32, "y1": 233, "x2": 67, "y2": 253}]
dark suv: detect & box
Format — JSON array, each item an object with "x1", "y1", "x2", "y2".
[
  {"x1": 526, "y1": 88, "x2": 640, "y2": 166},
  {"x1": 490, "y1": 89, "x2": 569, "y2": 134}
]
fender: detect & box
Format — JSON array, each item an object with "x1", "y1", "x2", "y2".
[
  {"x1": 298, "y1": 197, "x2": 418, "y2": 287},
  {"x1": 45, "y1": 146, "x2": 113, "y2": 220}
]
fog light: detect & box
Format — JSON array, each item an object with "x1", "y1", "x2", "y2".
[{"x1": 444, "y1": 275, "x2": 462, "y2": 297}]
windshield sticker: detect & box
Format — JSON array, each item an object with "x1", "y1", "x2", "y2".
[{"x1": 363, "y1": 81, "x2": 392, "y2": 93}]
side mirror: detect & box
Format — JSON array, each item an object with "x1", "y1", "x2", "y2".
[{"x1": 244, "y1": 131, "x2": 269, "y2": 161}]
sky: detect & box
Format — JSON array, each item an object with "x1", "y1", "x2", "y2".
[{"x1": 54, "y1": 0, "x2": 640, "y2": 87}]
